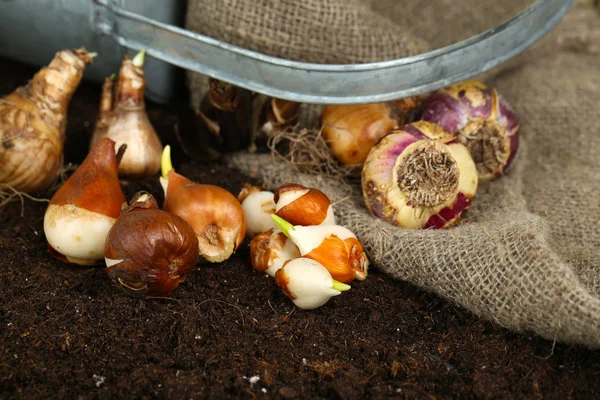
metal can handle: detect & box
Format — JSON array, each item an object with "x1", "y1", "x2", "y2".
[{"x1": 95, "y1": 0, "x2": 571, "y2": 104}]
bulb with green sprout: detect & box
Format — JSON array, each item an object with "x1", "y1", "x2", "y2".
[
  {"x1": 275, "y1": 257, "x2": 351, "y2": 310},
  {"x1": 90, "y1": 50, "x2": 163, "y2": 180},
  {"x1": 271, "y1": 214, "x2": 369, "y2": 284},
  {"x1": 160, "y1": 145, "x2": 246, "y2": 263}
]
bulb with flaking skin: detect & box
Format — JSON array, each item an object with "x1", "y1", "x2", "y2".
[
  {"x1": 275, "y1": 258, "x2": 351, "y2": 310},
  {"x1": 274, "y1": 183, "x2": 336, "y2": 226},
  {"x1": 43, "y1": 138, "x2": 127, "y2": 266},
  {"x1": 250, "y1": 228, "x2": 301, "y2": 277},
  {"x1": 415, "y1": 80, "x2": 520, "y2": 182},
  {"x1": 361, "y1": 120, "x2": 478, "y2": 229},
  {"x1": 320, "y1": 95, "x2": 428, "y2": 167},
  {"x1": 104, "y1": 191, "x2": 199, "y2": 298},
  {"x1": 160, "y1": 145, "x2": 246, "y2": 263},
  {"x1": 271, "y1": 214, "x2": 368, "y2": 284},
  {"x1": 237, "y1": 183, "x2": 277, "y2": 238},
  {"x1": 0, "y1": 48, "x2": 95, "y2": 193},
  {"x1": 90, "y1": 50, "x2": 163, "y2": 180}
]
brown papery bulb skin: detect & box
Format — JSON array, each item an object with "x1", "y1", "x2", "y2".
[
  {"x1": 44, "y1": 138, "x2": 127, "y2": 266},
  {"x1": 0, "y1": 48, "x2": 94, "y2": 193},
  {"x1": 304, "y1": 236, "x2": 368, "y2": 284},
  {"x1": 250, "y1": 229, "x2": 287, "y2": 273},
  {"x1": 90, "y1": 55, "x2": 163, "y2": 180},
  {"x1": 274, "y1": 183, "x2": 335, "y2": 226},
  {"x1": 321, "y1": 96, "x2": 426, "y2": 167},
  {"x1": 163, "y1": 170, "x2": 246, "y2": 263},
  {"x1": 105, "y1": 192, "x2": 199, "y2": 298},
  {"x1": 49, "y1": 138, "x2": 126, "y2": 216},
  {"x1": 250, "y1": 228, "x2": 300, "y2": 277},
  {"x1": 258, "y1": 98, "x2": 300, "y2": 136}
]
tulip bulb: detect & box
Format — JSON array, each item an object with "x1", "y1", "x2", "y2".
[
  {"x1": 322, "y1": 103, "x2": 400, "y2": 166},
  {"x1": 275, "y1": 258, "x2": 351, "y2": 310},
  {"x1": 274, "y1": 183, "x2": 336, "y2": 226},
  {"x1": 321, "y1": 96, "x2": 426, "y2": 167},
  {"x1": 104, "y1": 191, "x2": 200, "y2": 298},
  {"x1": 43, "y1": 138, "x2": 127, "y2": 266},
  {"x1": 0, "y1": 48, "x2": 94, "y2": 193},
  {"x1": 250, "y1": 96, "x2": 301, "y2": 151},
  {"x1": 90, "y1": 50, "x2": 163, "y2": 180},
  {"x1": 272, "y1": 214, "x2": 369, "y2": 284},
  {"x1": 161, "y1": 146, "x2": 246, "y2": 263},
  {"x1": 250, "y1": 228, "x2": 301, "y2": 277},
  {"x1": 361, "y1": 121, "x2": 478, "y2": 229},
  {"x1": 237, "y1": 183, "x2": 277, "y2": 238},
  {"x1": 416, "y1": 80, "x2": 520, "y2": 182}
]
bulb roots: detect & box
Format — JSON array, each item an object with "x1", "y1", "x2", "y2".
[
  {"x1": 397, "y1": 142, "x2": 459, "y2": 207},
  {"x1": 459, "y1": 120, "x2": 509, "y2": 177}
]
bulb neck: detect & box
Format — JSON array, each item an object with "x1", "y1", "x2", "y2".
[
  {"x1": 115, "y1": 59, "x2": 146, "y2": 109},
  {"x1": 25, "y1": 49, "x2": 90, "y2": 119},
  {"x1": 98, "y1": 77, "x2": 115, "y2": 119}
]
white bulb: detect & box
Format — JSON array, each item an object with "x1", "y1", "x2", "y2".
[
  {"x1": 278, "y1": 258, "x2": 346, "y2": 310},
  {"x1": 44, "y1": 204, "x2": 117, "y2": 265},
  {"x1": 289, "y1": 224, "x2": 356, "y2": 255},
  {"x1": 241, "y1": 190, "x2": 277, "y2": 237}
]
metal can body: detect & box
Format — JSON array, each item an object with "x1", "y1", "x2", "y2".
[{"x1": 0, "y1": 0, "x2": 185, "y2": 104}]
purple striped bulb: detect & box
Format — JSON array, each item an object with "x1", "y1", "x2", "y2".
[
  {"x1": 417, "y1": 80, "x2": 520, "y2": 182},
  {"x1": 361, "y1": 121, "x2": 478, "y2": 229}
]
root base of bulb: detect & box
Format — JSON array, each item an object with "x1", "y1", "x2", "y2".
[
  {"x1": 459, "y1": 120, "x2": 510, "y2": 179},
  {"x1": 397, "y1": 142, "x2": 460, "y2": 208}
]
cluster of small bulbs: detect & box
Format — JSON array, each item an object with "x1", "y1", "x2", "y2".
[
  {"x1": 44, "y1": 139, "x2": 247, "y2": 299},
  {"x1": 239, "y1": 183, "x2": 369, "y2": 309}
]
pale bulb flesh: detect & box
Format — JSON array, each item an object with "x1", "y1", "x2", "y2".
[
  {"x1": 238, "y1": 183, "x2": 277, "y2": 238},
  {"x1": 44, "y1": 204, "x2": 117, "y2": 266},
  {"x1": 275, "y1": 258, "x2": 350, "y2": 310}
]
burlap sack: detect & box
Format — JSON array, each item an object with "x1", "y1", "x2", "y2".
[
  {"x1": 185, "y1": 1, "x2": 600, "y2": 347},
  {"x1": 368, "y1": 0, "x2": 533, "y2": 50},
  {"x1": 186, "y1": 0, "x2": 529, "y2": 110}
]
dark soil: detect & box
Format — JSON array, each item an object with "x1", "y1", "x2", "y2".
[{"x1": 1, "y1": 56, "x2": 599, "y2": 400}]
